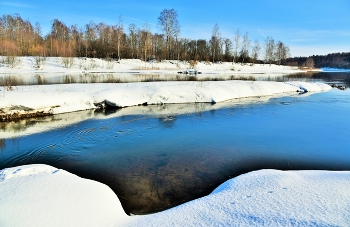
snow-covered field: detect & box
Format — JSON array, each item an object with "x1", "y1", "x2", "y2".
[
  {"x1": 0, "y1": 56, "x2": 304, "y2": 75},
  {"x1": 1, "y1": 57, "x2": 308, "y2": 87},
  {"x1": 1, "y1": 164, "x2": 349, "y2": 227}
]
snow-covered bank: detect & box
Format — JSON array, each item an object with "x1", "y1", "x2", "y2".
[
  {"x1": 0, "y1": 94, "x2": 292, "y2": 138},
  {"x1": 0, "y1": 164, "x2": 128, "y2": 227},
  {"x1": 0, "y1": 81, "x2": 331, "y2": 121},
  {"x1": 1, "y1": 164, "x2": 349, "y2": 227},
  {"x1": 128, "y1": 169, "x2": 350, "y2": 227},
  {"x1": 0, "y1": 57, "x2": 304, "y2": 76}
]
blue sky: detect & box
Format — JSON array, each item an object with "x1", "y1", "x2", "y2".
[{"x1": 1, "y1": 0, "x2": 349, "y2": 57}]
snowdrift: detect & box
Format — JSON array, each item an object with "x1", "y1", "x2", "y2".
[
  {"x1": 0, "y1": 164, "x2": 349, "y2": 226},
  {"x1": 0, "y1": 81, "x2": 331, "y2": 121}
]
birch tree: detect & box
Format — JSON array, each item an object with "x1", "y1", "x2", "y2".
[
  {"x1": 139, "y1": 24, "x2": 152, "y2": 61},
  {"x1": 115, "y1": 16, "x2": 123, "y2": 60},
  {"x1": 251, "y1": 39, "x2": 260, "y2": 65},
  {"x1": 275, "y1": 41, "x2": 290, "y2": 65},
  {"x1": 128, "y1": 23, "x2": 138, "y2": 59},
  {"x1": 158, "y1": 9, "x2": 180, "y2": 59},
  {"x1": 264, "y1": 37, "x2": 275, "y2": 65},
  {"x1": 210, "y1": 23, "x2": 221, "y2": 62},
  {"x1": 233, "y1": 29, "x2": 240, "y2": 64},
  {"x1": 240, "y1": 32, "x2": 250, "y2": 65}
]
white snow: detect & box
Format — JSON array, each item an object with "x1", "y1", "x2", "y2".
[
  {"x1": 0, "y1": 57, "x2": 331, "y2": 120},
  {"x1": 1, "y1": 164, "x2": 349, "y2": 227},
  {"x1": 0, "y1": 56, "x2": 303, "y2": 76},
  {"x1": 0, "y1": 164, "x2": 128, "y2": 227},
  {"x1": 0, "y1": 58, "x2": 340, "y2": 226},
  {"x1": 0, "y1": 81, "x2": 331, "y2": 120},
  {"x1": 285, "y1": 81, "x2": 332, "y2": 92},
  {"x1": 0, "y1": 94, "x2": 291, "y2": 138}
]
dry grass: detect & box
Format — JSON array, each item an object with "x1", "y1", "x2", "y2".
[
  {"x1": 0, "y1": 75, "x2": 23, "y2": 89},
  {"x1": 189, "y1": 60, "x2": 197, "y2": 69},
  {"x1": 132, "y1": 66, "x2": 161, "y2": 70},
  {"x1": 230, "y1": 75, "x2": 256, "y2": 81}
]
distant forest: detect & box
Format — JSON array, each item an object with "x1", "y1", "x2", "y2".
[
  {"x1": 0, "y1": 11, "x2": 290, "y2": 65},
  {"x1": 287, "y1": 52, "x2": 350, "y2": 69}
]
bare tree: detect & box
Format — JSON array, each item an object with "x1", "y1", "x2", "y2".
[
  {"x1": 139, "y1": 24, "x2": 152, "y2": 61},
  {"x1": 197, "y1": 39, "x2": 210, "y2": 61},
  {"x1": 116, "y1": 15, "x2": 123, "y2": 60},
  {"x1": 224, "y1": 38, "x2": 232, "y2": 61},
  {"x1": 264, "y1": 37, "x2": 275, "y2": 65},
  {"x1": 305, "y1": 57, "x2": 314, "y2": 68},
  {"x1": 240, "y1": 32, "x2": 250, "y2": 65},
  {"x1": 210, "y1": 23, "x2": 221, "y2": 62},
  {"x1": 128, "y1": 23, "x2": 138, "y2": 59},
  {"x1": 50, "y1": 19, "x2": 70, "y2": 56},
  {"x1": 275, "y1": 41, "x2": 284, "y2": 65},
  {"x1": 34, "y1": 22, "x2": 42, "y2": 47},
  {"x1": 0, "y1": 12, "x2": 293, "y2": 64},
  {"x1": 152, "y1": 33, "x2": 165, "y2": 60},
  {"x1": 158, "y1": 9, "x2": 180, "y2": 59},
  {"x1": 233, "y1": 29, "x2": 240, "y2": 64},
  {"x1": 283, "y1": 46, "x2": 290, "y2": 65},
  {"x1": 84, "y1": 21, "x2": 97, "y2": 57},
  {"x1": 275, "y1": 41, "x2": 290, "y2": 66},
  {"x1": 251, "y1": 39, "x2": 260, "y2": 65}
]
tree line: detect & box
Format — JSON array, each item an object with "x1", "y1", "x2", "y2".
[
  {"x1": 0, "y1": 10, "x2": 290, "y2": 65},
  {"x1": 287, "y1": 52, "x2": 350, "y2": 69}
]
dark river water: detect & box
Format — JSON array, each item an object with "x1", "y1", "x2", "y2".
[{"x1": 0, "y1": 72, "x2": 349, "y2": 215}]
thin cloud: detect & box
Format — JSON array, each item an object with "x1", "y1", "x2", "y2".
[
  {"x1": 257, "y1": 28, "x2": 266, "y2": 39},
  {"x1": 0, "y1": 1, "x2": 35, "y2": 9}
]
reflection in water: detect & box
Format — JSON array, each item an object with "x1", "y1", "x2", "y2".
[
  {"x1": 158, "y1": 116, "x2": 177, "y2": 128},
  {"x1": 286, "y1": 72, "x2": 350, "y2": 87},
  {"x1": 0, "y1": 139, "x2": 5, "y2": 151},
  {"x1": 0, "y1": 95, "x2": 286, "y2": 139},
  {"x1": 1, "y1": 71, "x2": 349, "y2": 86}
]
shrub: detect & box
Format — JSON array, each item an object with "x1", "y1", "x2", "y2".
[
  {"x1": 189, "y1": 60, "x2": 197, "y2": 69},
  {"x1": 61, "y1": 57, "x2": 74, "y2": 68}
]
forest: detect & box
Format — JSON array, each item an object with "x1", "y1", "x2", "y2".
[
  {"x1": 0, "y1": 10, "x2": 290, "y2": 65},
  {"x1": 287, "y1": 52, "x2": 350, "y2": 69}
]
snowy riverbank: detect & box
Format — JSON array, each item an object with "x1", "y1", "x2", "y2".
[
  {"x1": 0, "y1": 80, "x2": 331, "y2": 121},
  {"x1": 1, "y1": 164, "x2": 349, "y2": 226},
  {"x1": 0, "y1": 57, "x2": 304, "y2": 76},
  {"x1": 0, "y1": 92, "x2": 306, "y2": 139},
  {"x1": 1, "y1": 57, "x2": 329, "y2": 121}
]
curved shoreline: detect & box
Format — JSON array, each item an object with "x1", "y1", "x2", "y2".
[
  {"x1": 0, "y1": 81, "x2": 331, "y2": 122},
  {"x1": 1, "y1": 164, "x2": 349, "y2": 226}
]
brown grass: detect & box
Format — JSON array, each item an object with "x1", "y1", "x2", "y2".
[{"x1": 132, "y1": 66, "x2": 161, "y2": 70}]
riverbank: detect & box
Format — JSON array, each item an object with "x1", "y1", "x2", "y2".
[
  {"x1": 1, "y1": 164, "x2": 349, "y2": 226},
  {"x1": 0, "y1": 57, "x2": 304, "y2": 76},
  {"x1": 0, "y1": 81, "x2": 331, "y2": 121}
]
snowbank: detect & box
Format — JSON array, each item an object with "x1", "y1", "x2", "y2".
[
  {"x1": 1, "y1": 164, "x2": 349, "y2": 226},
  {"x1": 0, "y1": 80, "x2": 332, "y2": 121},
  {"x1": 285, "y1": 81, "x2": 332, "y2": 92},
  {"x1": 0, "y1": 57, "x2": 303, "y2": 76},
  {"x1": 126, "y1": 169, "x2": 350, "y2": 226},
  {"x1": 0, "y1": 164, "x2": 128, "y2": 227},
  {"x1": 0, "y1": 94, "x2": 288, "y2": 138}
]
